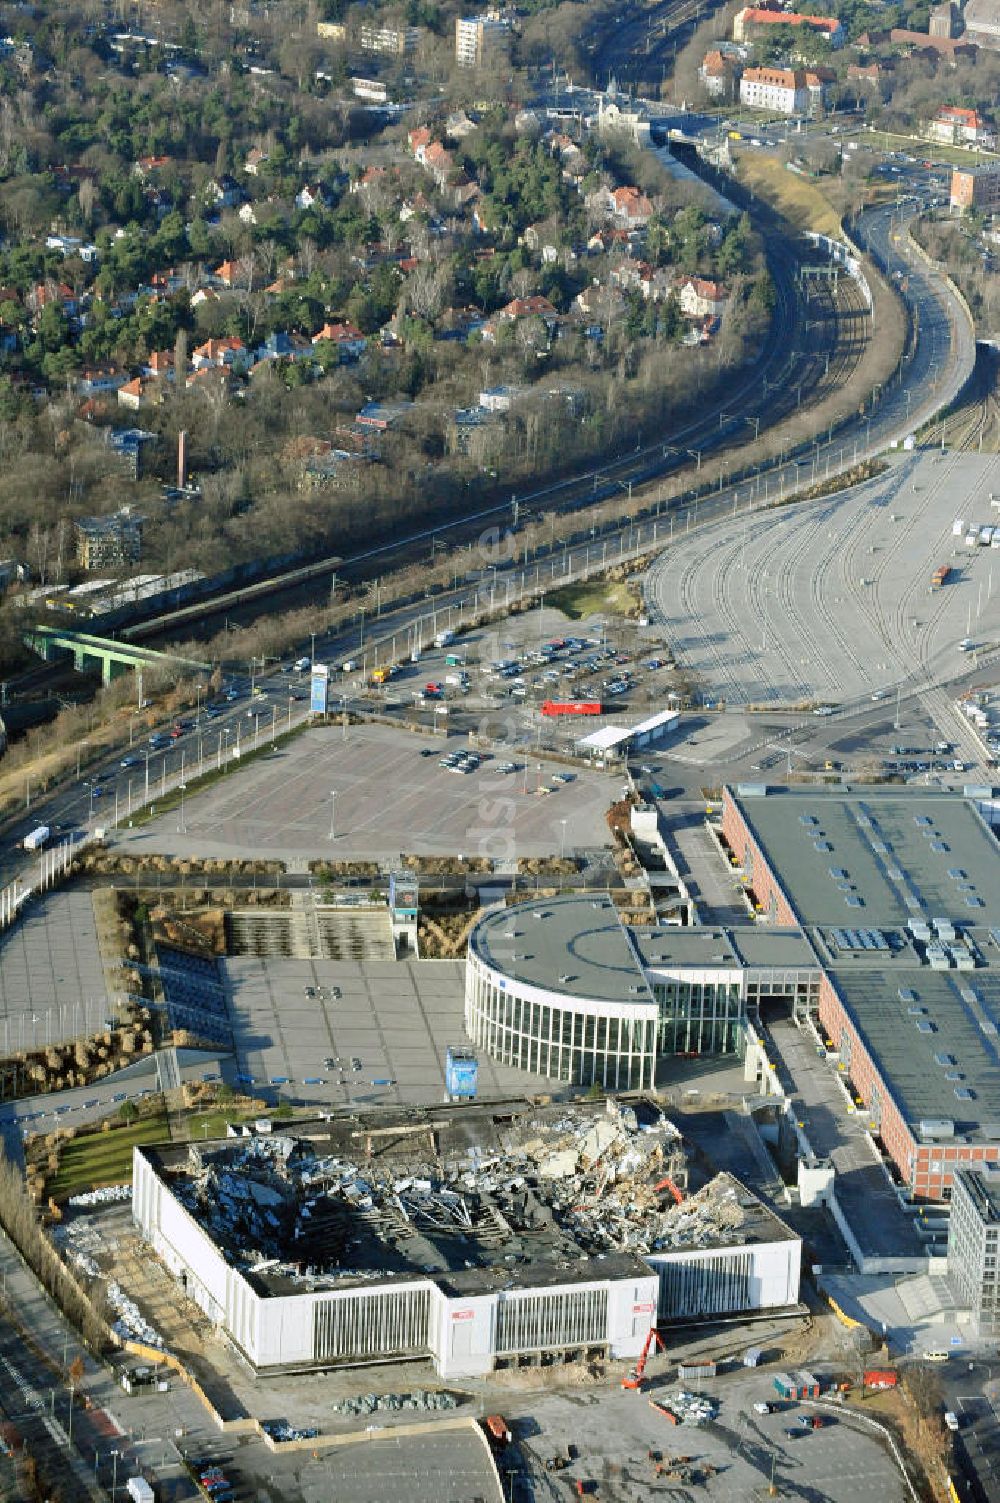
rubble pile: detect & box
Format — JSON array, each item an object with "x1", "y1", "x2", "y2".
[
  {"x1": 106, "y1": 1281, "x2": 163, "y2": 1348},
  {"x1": 163, "y1": 1101, "x2": 698, "y2": 1286},
  {"x1": 330, "y1": 1391, "x2": 458, "y2": 1416},
  {"x1": 263, "y1": 1421, "x2": 319, "y2": 1443},
  {"x1": 667, "y1": 1390, "x2": 719, "y2": 1426},
  {"x1": 645, "y1": 1176, "x2": 758, "y2": 1253},
  {"x1": 68, "y1": 1185, "x2": 131, "y2": 1208}
]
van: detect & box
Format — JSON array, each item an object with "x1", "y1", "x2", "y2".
[{"x1": 922, "y1": 1350, "x2": 950, "y2": 1363}]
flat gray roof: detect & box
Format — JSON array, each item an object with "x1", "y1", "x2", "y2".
[
  {"x1": 632, "y1": 928, "x2": 741, "y2": 970},
  {"x1": 631, "y1": 926, "x2": 818, "y2": 973},
  {"x1": 730, "y1": 789, "x2": 1000, "y2": 1144},
  {"x1": 469, "y1": 893, "x2": 653, "y2": 1007},
  {"x1": 732, "y1": 788, "x2": 1000, "y2": 928},
  {"x1": 826, "y1": 966, "x2": 1000, "y2": 1142},
  {"x1": 956, "y1": 1166, "x2": 1000, "y2": 1226}
]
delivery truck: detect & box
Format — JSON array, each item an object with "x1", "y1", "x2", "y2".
[{"x1": 22, "y1": 825, "x2": 50, "y2": 851}]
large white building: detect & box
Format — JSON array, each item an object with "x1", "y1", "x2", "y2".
[
  {"x1": 739, "y1": 66, "x2": 809, "y2": 115},
  {"x1": 464, "y1": 893, "x2": 820, "y2": 1090},
  {"x1": 131, "y1": 1101, "x2": 800, "y2": 1377}
]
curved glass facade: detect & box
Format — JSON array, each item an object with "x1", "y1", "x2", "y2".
[{"x1": 465, "y1": 948, "x2": 657, "y2": 1090}]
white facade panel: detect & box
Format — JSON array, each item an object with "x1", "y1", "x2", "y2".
[{"x1": 645, "y1": 1237, "x2": 800, "y2": 1321}]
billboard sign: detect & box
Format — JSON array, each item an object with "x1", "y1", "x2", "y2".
[{"x1": 310, "y1": 664, "x2": 329, "y2": 715}]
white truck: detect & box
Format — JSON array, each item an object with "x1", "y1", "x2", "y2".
[
  {"x1": 22, "y1": 825, "x2": 50, "y2": 851},
  {"x1": 126, "y1": 1478, "x2": 155, "y2": 1503},
  {"x1": 434, "y1": 629, "x2": 455, "y2": 648}
]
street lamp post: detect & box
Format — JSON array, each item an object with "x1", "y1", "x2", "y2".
[
  {"x1": 328, "y1": 790, "x2": 336, "y2": 841},
  {"x1": 178, "y1": 784, "x2": 187, "y2": 835}
]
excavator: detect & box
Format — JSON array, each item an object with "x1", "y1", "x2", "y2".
[{"x1": 622, "y1": 1327, "x2": 667, "y2": 1391}]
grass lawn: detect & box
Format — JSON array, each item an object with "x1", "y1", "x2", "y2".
[
  {"x1": 545, "y1": 578, "x2": 636, "y2": 621},
  {"x1": 863, "y1": 127, "x2": 999, "y2": 169},
  {"x1": 736, "y1": 153, "x2": 844, "y2": 239},
  {"x1": 47, "y1": 1106, "x2": 170, "y2": 1200}
]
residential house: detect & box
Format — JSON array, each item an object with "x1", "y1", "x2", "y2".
[
  {"x1": 739, "y1": 66, "x2": 809, "y2": 115},
  {"x1": 117, "y1": 376, "x2": 158, "y2": 410},
  {"x1": 143, "y1": 350, "x2": 175, "y2": 380},
  {"x1": 77, "y1": 364, "x2": 129, "y2": 397},
  {"x1": 423, "y1": 141, "x2": 455, "y2": 188},
  {"x1": 435, "y1": 305, "x2": 485, "y2": 341},
  {"x1": 312, "y1": 321, "x2": 367, "y2": 360},
  {"x1": 678, "y1": 276, "x2": 729, "y2": 318},
  {"x1": 445, "y1": 111, "x2": 478, "y2": 140},
  {"x1": 612, "y1": 187, "x2": 654, "y2": 229},
  {"x1": 479, "y1": 384, "x2": 524, "y2": 412},
  {"x1": 214, "y1": 259, "x2": 249, "y2": 288},
  {"x1": 408, "y1": 125, "x2": 433, "y2": 161},
  {"x1": 31, "y1": 282, "x2": 78, "y2": 317},
  {"x1": 700, "y1": 49, "x2": 740, "y2": 98},
  {"x1": 190, "y1": 288, "x2": 221, "y2": 308},
  {"x1": 927, "y1": 105, "x2": 987, "y2": 144},
  {"x1": 355, "y1": 399, "x2": 415, "y2": 430},
  {"x1": 295, "y1": 183, "x2": 330, "y2": 210},
  {"x1": 352, "y1": 165, "x2": 389, "y2": 195},
  {"x1": 204, "y1": 174, "x2": 242, "y2": 209},
  {"x1": 481, "y1": 294, "x2": 559, "y2": 343},
  {"x1": 45, "y1": 234, "x2": 98, "y2": 262},
  {"x1": 191, "y1": 335, "x2": 248, "y2": 370},
  {"x1": 524, "y1": 222, "x2": 560, "y2": 261},
  {"x1": 133, "y1": 155, "x2": 172, "y2": 181},
  {"x1": 572, "y1": 283, "x2": 628, "y2": 326},
  {"x1": 244, "y1": 146, "x2": 269, "y2": 175},
  {"x1": 256, "y1": 330, "x2": 313, "y2": 364}
]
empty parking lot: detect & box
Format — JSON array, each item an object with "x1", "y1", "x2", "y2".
[{"x1": 113, "y1": 722, "x2": 619, "y2": 864}]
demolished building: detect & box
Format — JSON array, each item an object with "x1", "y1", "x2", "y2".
[{"x1": 131, "y1": 1098, "x2": 800, "y2": 1377}]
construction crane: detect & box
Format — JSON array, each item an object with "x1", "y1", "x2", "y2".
[{"x1": 622, "y1": 1327, "x2": 667, "y2": 1391}]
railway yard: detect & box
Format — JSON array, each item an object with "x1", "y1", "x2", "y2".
[{"x1": 645, "y1": 450, "x2": 1000, "y2": 712}]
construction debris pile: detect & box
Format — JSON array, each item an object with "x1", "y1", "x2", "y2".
[
  {"x1": 330, "y1": 1391, "x2": 458, "y2": 1417},
  {"x1": 106, "y1": 1281, "x2": 163, "y2": 1348},
  {"x1": 263, "y1": 1421, "x2": 319, "y2": 1443},
  {"x1": 161, "y1": 1101, "x2": 693, "y2": 1289},
  {"x1": 68, "y1": 1185, "x2": 131, "y2": 1208},
  {"x1": 642, "y1": 1174, "x2": 767, "y2": 1254},
  {"x1": 652, "y1": 1390, "x2": 719, "y2": 1427}
]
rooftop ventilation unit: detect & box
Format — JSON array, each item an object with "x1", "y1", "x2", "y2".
[
  {"x1": 845, "y1": 895, "x2": 863, "y2": 908},
  {"x1": 814, "y1": 841, "x2": 832, "y2": 853},
  {"x1": 934, "y1": 1053, "x2": 957, "y2": 1067},
  {"x1": 919, "y1": 1118, "x2": 955, "y2": 1139},
  {"x1": 899, "y1": 987, "x2": 918, "y2": 1002},
  {"x1": 930, "y1": 841, "x2": 950, "y2": 854},
  {"x1": 947, "y1": 869, "x2": 967, "y2": 881},
  {"x1": 915, "y1": 1018, "x2": 936, "y2": 1033},
  {"x1": 955, "y1": 1087, "x2": 976, "y2": 1101}
]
